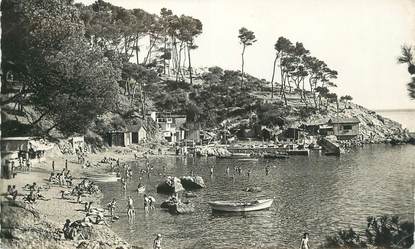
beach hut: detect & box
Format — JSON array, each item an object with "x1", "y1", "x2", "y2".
[
  {"x1": 128, "y1": 124, "x2": 147, "y2": 144},
  {"x1": 107, "y1": 131, "x2": 131, "y2": 147},
  {"x1": 328, "y1": 117, "x2": 360, "y2": 140}
]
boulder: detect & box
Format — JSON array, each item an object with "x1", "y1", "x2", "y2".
[
  {"x1": 156, "y1": 177, "x2": 184, "y2": 194},
  {"x1": 244, "y1": 187, "x2": 262, "y2": 193},
  {"x1": 183, "y1": 192, "x2": 198, "y2": 198},
  {"x1": 180, "y1": 176, "x2": 205, "y2": 190},
  {"x1": 160, "y1": 200, "x2": 175, "y2": 209},
  {"x1": 168, "y1": 202, "x2": 195, "y2": 215}
]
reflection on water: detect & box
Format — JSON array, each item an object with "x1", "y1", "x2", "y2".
[{"x1": 98, "y1": 144, "x2": 414, "y2": 249}]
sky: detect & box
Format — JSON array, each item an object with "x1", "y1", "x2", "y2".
[{"x1": 77, "y1": 0, "x2": 415, "y2": 110}]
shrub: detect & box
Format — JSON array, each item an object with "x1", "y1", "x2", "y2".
[
  {"x1": 324, "y1": 228, "x2": 366, "y2": 248},
  {"x1": 366, "y1": 215, "x2": 414, "y2": 248}
]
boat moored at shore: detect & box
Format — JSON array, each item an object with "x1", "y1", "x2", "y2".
[{"x1": 208, "y1": 199, "x2": 274, "y2": 212}]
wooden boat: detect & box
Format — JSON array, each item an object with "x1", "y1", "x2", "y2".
[
  {"x1": 219, "y1": 152, "x2": 252, "y2": 159},
  {"x1": 137, "y1": 186, "x2": 146, "y2": 193},
  {"x1": 208, "y1": 199, "x2": 273, "y2": 212},
  {"x1": 263, "y1": 153, "x2": 289, "y2": 159},
  {"x1": 89, "y1": 175, "x2": 120, "y2": 182}
]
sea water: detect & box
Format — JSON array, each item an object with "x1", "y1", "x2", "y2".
[{"x1": 98, "y1": 144, "x2": 414, "y2": 249}]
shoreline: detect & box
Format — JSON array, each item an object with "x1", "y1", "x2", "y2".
[{"x1": 0, "y1": 145, "x2": 166, "y2": 249}]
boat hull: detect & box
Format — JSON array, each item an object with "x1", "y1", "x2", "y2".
[{"x1": 208, "y1": 199, "x2": 273, "y2": 212}]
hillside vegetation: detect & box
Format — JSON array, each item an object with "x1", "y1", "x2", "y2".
[{"x1": 1, "y1": 0, "x2": 407, "y2": 144}]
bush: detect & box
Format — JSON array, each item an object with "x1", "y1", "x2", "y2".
[
  {"x1": 366, "y1": 215, "x2": 414, "y2": 248},
  {"x1": 84, "y1": 130, "x2": 104, "y2": 150},
  {"x1": 325, "y1": 228, "x2": 366, "y2": 248}
]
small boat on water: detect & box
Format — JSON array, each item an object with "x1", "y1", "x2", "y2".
[
  {"x1": 208, "y1": 199, "x2": 273, "y2": 212},
  {"x1": 263, "y1": 153, "x2": 289, "y2": 159},
  {"x1": 219, "y1": 152, "x2": 252, "y2": 159}
]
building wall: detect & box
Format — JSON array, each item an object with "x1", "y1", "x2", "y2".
[
  {"x1": 1, "y1": 139, "x2": 29, "y2": 152},
  {"x1": 138, "y1": 127, "x2": 147, "y2": 142},
  {"x1": 332, "y1": 123, "x2": 359, "y2": 137}
]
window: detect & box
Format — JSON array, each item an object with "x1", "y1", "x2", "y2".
[{"x1": 343, "y1": 125, "x2": 353, "y2": 130}]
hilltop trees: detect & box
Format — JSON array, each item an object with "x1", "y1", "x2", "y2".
[
  {"x1": 1, "y1": 0, "x2": 122, "y2": 135},
  {"x1": 271, "y1": 36, "x2": 338, "y2": 109},
  {"x1": 238, "y1": 27, "x2": 257, "y2": 89},
  {"x1": 397, "y1": 45, "x2": 415, "y2": 99}
]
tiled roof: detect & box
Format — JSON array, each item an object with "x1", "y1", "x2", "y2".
[{"x1": 328, "y1": 117, "x2": 360, "y2": 124}]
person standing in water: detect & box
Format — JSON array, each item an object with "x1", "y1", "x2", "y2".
[
  {"x1": 300, "y1": 233, "x2": 310, "y2": 249},
  {"x1": 153, "y1": 234, "x2": 162, "y2": 249},
  {"x1": 225, "y1": 166, "x2": 230, "y2": 176},
  {"x1": 107, "y1": 198, "x2": 117, "y2": 221},
  {"x1": 210, "y1": 166, "x2": 214, "y2": 176},
  {"x1": 127, "y1": 196, "x2": 135, "y2": 219},
  {"x1": 144, "y1": 194, "x2": 150, "y2": 213}
]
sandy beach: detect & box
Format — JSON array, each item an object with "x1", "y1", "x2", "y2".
[{"x1": 0, "y1": 144, "x2": 169, "y2": 249}]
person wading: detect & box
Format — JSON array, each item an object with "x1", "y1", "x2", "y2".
[
  {"x1": 300, "y1": 233, "x2": 310, "y2": 249},
  {"x1": 153, "y1": 234, "x2": 162, "y2": 249}
]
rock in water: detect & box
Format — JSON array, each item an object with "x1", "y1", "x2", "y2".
[
  {"x1": 180, "y1": 176, "x2": 205, "y2": 190},
  {"x1": 156, "y1": 177, "x2": 184, "y2": 194},
  {"x1": 245, "y1": 187, "x2": 262, "y2": 193},
  {"x1": 160, "y1": 200, "x2": 175, "y2": 209},
  {"x1": 183, "y1": 192, "x2": 198, "y2": 198},
  {"x1": 168, "y1": 202, "x2": 195, "y2": 214}
]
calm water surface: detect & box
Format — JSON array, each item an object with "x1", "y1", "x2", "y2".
[{"x1": 98, "y1": 144, "x2": 414, "y2": 249}]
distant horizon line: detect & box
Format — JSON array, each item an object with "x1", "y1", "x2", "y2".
[{"x1": 375, "y1": 108, "x2": 415, "y2": 112}]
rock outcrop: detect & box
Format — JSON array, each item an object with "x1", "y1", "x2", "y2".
[
  {"x1": 156, "y1": 177, "x2": 184, "y2": 194},
  {"x1": 180, "y1": 176, "x2": 205, "y2": 190},
  {"x1": 168, "y1": 202, "x2": 195, "y2": 215},
  {"x1": 194, "y1": 146, "x2": 231, "y2": 157},
  {"x1": 244, "y1": 187, "x2": 262, "y2": 193}
]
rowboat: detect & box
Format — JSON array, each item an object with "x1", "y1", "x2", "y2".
[
  {"x1": 208, "y1": 199, "x2": 273, "y2": 212},
  {"x1": 88, "y1": 175, "x2": 120, "y2": 182},
  {"x1": 219, "y1": 152, "x2": 252, "y2": 159},
  {"x1": 263, "y1": 153, "x2": 289, "y2": 159}
]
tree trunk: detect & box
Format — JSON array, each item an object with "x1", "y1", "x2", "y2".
[
  {"x1": 241, "y1": 45, "x2": 246, "y2": 90},
  {"x1": 135, "y1": 35, "x2": 140, "y2": 65},
  {"x1": 187, "y1": 43, "x2": 193, "y2": 85},
  {"x1": 163, "y1": 36, "x2": 167, "y2": 74},
  {"x1": 270, "y1": 54, "x2": 278, "y2": 99},
  {"x1": 144, "y1": 36, "x2": 156, "y2": 65}
]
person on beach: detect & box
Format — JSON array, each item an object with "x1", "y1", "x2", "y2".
[
  {"x1": 95, "y1": 212, "x2": 109, "y2": 226},
  {"x1": 127, "y1": 196, "x2": 135, "y2": 218},
  {"x1": 148, "y1": 195, "x2": 156, "y2": 210},
  {"x1": 153, "y1": 234, "x2": 162, "y2": 249},
  {"x1": 265, "y1": 166, "x2": 270, "y2": 176},
  {"x1": 300, "y1": 233, "x2": 310, "y2": 249},
  {"x1": 108, "y1": 198, "x2": 117, "y2": 220},
  {"x1": 65, "y1": 159, "x2": 68, "y2": 170},
  {"x1": 29, "y1": 182, "x2": 37, "y2": 191},
  {"x1": 63, "y1": 219, "x2": 71, "y2": 239},
  {"x1": 11, "y1": 185, "x2": 18, "y2": 200},
  {"x1": 144, "y1": 194, "x2": 150, "y2": 213}
]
